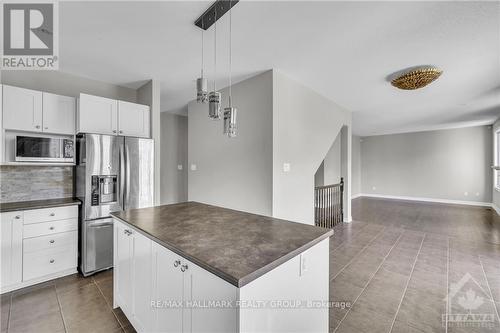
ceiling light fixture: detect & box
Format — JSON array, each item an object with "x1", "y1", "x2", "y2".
[
  {"x1": 196, "y1": 17, "x2": 208, "y2": 103},
  {"x1": 391, "y1": 67, "x2": 442, "y2": 90},
  {"x1": 223, "y1": 1, "x2": 237, "y2": 138},
  {"x1": 208, "y1": 5, "x2": 221, "y2": 120}
]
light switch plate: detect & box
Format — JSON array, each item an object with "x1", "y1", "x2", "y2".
[
  {"x1": 177, "y1": 164, "x2": 183, "y2": 170},
  {"x1": 283, "y1": 163, "x2": 291, "y2": 172},
  {"x1": 190, "y1": 164, "x2": 197, "y2": 171}
]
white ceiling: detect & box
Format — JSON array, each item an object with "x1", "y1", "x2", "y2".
[{"x1": 60, "y1": 1, "x2": 500, "y2": 136}]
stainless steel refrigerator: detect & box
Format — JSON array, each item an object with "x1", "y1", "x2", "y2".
[{"x1": 75, "y1": 134, "x2": 154, "y2": 276}]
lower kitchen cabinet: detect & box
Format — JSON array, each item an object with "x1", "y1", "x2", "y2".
[
  {"x1": 113, "y1": 219, "x2": 237, "y2": 333},
  {"x1": 0, "y1": 205, "x2": 79, "y2": 294},
  {"x1": 0, "y1": 212, "x2": 23, "y2": 289}
]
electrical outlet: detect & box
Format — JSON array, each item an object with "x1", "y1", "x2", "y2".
[
  {"x1": 190, "y1": 164, "x2": 197, "y2": 171},
  {"x1": 177, "y1": 164, "x2": 183, "y2": 171},
  {"x1": 283, "y1": 163, "x2": 291, "y2": 172}
]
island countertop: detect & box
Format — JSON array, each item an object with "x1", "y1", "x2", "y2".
[{"x1": 111, "y1": 201, "x2": 333, "y2": 287}]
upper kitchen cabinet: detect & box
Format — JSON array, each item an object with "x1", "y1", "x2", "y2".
[
  {"x1": 118, "y1": 101, "x2": 150, "y2": 138},
  {"x1": 78, "y1": 93, "x2": 118, "y2": 135},
  {"x1": 2, "y1": 85, "x2": 76, "y2": 135},
  {"x1": 78, "y1": 94, "x2": 150, "y2": 138},
  {"x1": 42, "y1": 92, "x2": 76, "y2": 135},
  {"x1": 3, "y1": 85, "x2": 43, "y2": 133}
]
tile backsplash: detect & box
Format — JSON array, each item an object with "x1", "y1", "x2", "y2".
[{"x1": 0, "y1": 166, "x2": 73, "y2": 203}]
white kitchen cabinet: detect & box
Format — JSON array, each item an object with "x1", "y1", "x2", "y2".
[
  {"x1": 3, "y1": 85, "x2": 43, "y2": 132},
  {"x1": 152, "y1": 242, "x2": 185, "y2": 333},
  {"x1": 78, "y1": 93, "x2": 118, "y2": 135},
  {"x1": 42, "y1": 92, "x2": 76, "y2": 135},
  {"x1": 118, "y1": 101, "x2": 150, "y2": 138},
  {"x1": 0, "y1": 212, "x2": 23, "y2": 290},
  {"x1": 114, "y1": 220, "x2": 153, "y2": 332},
  {"x1": 184, "y1": 259, "x2": 238, "y2": 333}
]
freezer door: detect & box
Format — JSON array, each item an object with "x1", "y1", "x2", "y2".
[
  {"x1": 124, "y1": 137, "x2": 154, "y2": 210},
  {"x1": 84, "y1": 134, "x2": 124, "y2": 220},
  {"x1": 81, "y1": 218, "x2": 114, "y2": 276}
]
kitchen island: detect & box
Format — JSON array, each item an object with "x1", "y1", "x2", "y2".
[{"x1": 111, "y1": 202, "x2": 332, "y2": 333}]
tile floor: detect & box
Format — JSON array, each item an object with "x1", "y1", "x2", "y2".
[{"x1": 1, "y1": 197, "x2": 499, "y2": 333}]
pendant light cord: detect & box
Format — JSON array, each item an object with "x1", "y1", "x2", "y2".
[
  {"x1": 229, "y1": 0, "x2": 232, "y2": 107},
  {"x1": 214, "y1": 5, "x2": 217, "y2": 91},
  {"x1": 201, "y1": 17, "x2": 204, "y2": 78}
]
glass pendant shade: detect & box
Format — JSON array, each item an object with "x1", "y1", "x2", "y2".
[
  {"x1": 208, "y1": 91, "x2": 221, "y2": 119},
  {"x1": 223, "y1": 106, "x2": 237, "y2": 137},
  {"x1": 196, "y1": 77, "x2": 208, "y2": 103}
]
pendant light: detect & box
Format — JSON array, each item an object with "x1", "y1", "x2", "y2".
[
  {"x1": 223, "y1": 1, "x2": 237, "y2": 137},
  {"x1": 196, "y1": 17, "x2": 208, "y2": 103},
  {"x1": 208, "y1": 5, "x2": 221, "y2": 120}
]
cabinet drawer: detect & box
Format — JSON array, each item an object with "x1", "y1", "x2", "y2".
[
  {"x1": 24, "y1": 206, "x2": 78, "y2": 224},
  {"x1": 23, "y1": 246, "x2": 75, "y2": 281},
  {"x1": 23, "y1": 218, "x2": 77, "y2": 239},
  {"x1": 23, "y1": 231, "x2": 76, "y2": 253}
]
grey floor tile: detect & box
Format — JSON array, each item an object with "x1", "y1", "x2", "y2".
[{"x1": 1, "y1": 293, "x2": 11, "y2": 333}]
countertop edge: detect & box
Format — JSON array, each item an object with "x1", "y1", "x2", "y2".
[
  {"x1": 0, "y1": 199, "x2": 81, "y2": 213},
  {"x1": 111, "y1": 214, "x2": 333, "y2": 288}
]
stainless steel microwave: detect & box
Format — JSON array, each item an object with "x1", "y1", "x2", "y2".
[{"x1": 15, "y1": 135, "x2": 74, "y2": 163}]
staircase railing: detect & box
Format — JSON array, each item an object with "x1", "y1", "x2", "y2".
[{"x1": 314, "y1": 178, "x2": 344, "y2": 228}]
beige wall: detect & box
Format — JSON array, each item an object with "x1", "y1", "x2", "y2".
[
  {"x1": 272, "y1": 70, "x2": 352, "y2": 224},
  {"x1": 1, "y1": 70, "x2": 137, "y2": 102},
  {"x1": 360, "y1": 125, "x2": 493, "y2": 204},
  {"x1": 188, "y1": 71, "x2": 274, "y2": 216},
  {"x1": 160, "y1": 112, "x2": 188, "y2": 204}
]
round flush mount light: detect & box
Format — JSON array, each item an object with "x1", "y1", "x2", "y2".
[{"x1": 391, "y1": 67, "x2": 442, "y2": 90}]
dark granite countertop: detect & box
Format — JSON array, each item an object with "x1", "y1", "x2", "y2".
[
  {"x1": 111, "y1": 202, "x2": 333, "y2": 288},
  {"x1": 0, "y1": 198, "x2": 81, "y2": 213}
]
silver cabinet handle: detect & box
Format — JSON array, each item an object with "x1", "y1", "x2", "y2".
[
  {"x1": 49, "y1": 212, "x2": 55, "y2": 216},
  {"x1": 15, "y1": 215, "x2": 21, "y2": 219},
  {"x1": 174, "y1": 260, "x2": 181, "y2": 267},
  {"x1": 181, "y1": 264, "x2": 188, "y2": 272},
  {"x1": 44, "y1": 127, "x2": 48, "y2": 130},
  {"x1": 49, "y1": 259, "x2": 55, "y2": 263},
  {"x1": 124, "y1": 229, "x2": 132, "y2": 236},
  {"x1": 49, "y1": 226, "x2": 55, "y2": 230},
  {"x1": 49, "y1": 240, "x2": 55, "y2": 244}
]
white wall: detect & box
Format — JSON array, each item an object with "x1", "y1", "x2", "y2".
[
  {"x1": 493, "y1": 118, "x2": 500, "y2": 211},
  {"x1": 323, "y1": 132, "x2": 342, "y2": 185},
  {"x1": 360, "y1": 125, "x2": 493, "y2": 204},
  {"x1": 160, "y1": 112, "x2": 188, "y2": 204},
  {"x1": 1, "y1": 70, "x2": 137, "y2": 102},
  {"x1": 188, "y1": 71, "x2": 273, "y2": 216},
  {"x1": 272, "y1": 70, "x2": 352, "y2": 224},
  {"x1": 351, "y1": 135, "x2": 361, "y2": 197}
]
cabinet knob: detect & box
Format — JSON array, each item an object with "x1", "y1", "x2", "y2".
[
  {"x1": 181, "y1": 264, "x2": 188, "y2": 272},
  {"x1": 35, "y1": 125, "x2": 40, "y2": 129},
  {"x1": 49, "y1": 240, "x2": 55, "y2": 244},
  {"x1": 15, "y1": 215, "x2": 21, "y2": 219},
  {"x1": 119, "y1": 130, "x2": 123, "y2": 134},
  {"x1": 49, "y1": 226, "x2": 55, "y2": 230},
  {"x1": 49, "y1": 259, "x2": 55, "y2": 264},
  {"x1": 113, "y1": 130, "x2": 117, "y2": 133},
  {"x1": 124, "y1": 229, "x2": 132, "y2": 236},
  {"x1": 174, "y1": 260, "x2": 181, "y2": 267},
  {"x1": 49, "y1": 212, "x2": 55, "y2": 216},
  {"x1": 44, "y1": 127, "x2": 48, "y2": 130}
]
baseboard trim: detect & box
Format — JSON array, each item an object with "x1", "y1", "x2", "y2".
[
  {"x1": 356, "y1": 193, "x2": 492, "y2": 208},
  {"x1": 351, "y1": 194, "x2": 362, "y2": 200},
  {"x1": 492, "y1": 203, "x2": 500, "y2": 216},
  {"x1": 0, "y1": 268, "x2": 77, "y2": 294}
]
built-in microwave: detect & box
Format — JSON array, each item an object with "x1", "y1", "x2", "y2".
[{"x1": 15, "y1": 135, "x2": 74, "y2": 163}]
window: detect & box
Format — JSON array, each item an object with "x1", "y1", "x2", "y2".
[{"x1": 495, "y1": 130, "x2": 500, "y2": 190}]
